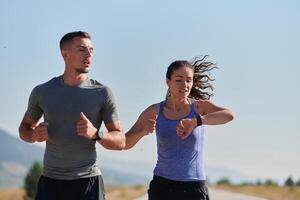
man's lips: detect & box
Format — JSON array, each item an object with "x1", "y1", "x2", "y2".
[{"x1": 83, "y1": 60, "x2": 91, "y2": 65}]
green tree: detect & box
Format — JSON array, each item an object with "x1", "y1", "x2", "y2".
[
  {"x1": 256, "y1": 179, "x2": 262, "y2": 186},
  {"x1": 24, "y1": 162, "x2": 43, "y2": 198},
  {"x1": 264, "y1": 179, "x2": 278, "y2": 186},
  {"x1": 216, "y1": 177, "x2": 231, "y2": 185},
  {"x1": 296, "y1": 178, "x2": 300, "y2": 186},
  {"x1": 284, "y1": 176, "x2": 294, "y2": 187}
]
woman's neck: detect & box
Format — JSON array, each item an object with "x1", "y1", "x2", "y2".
[{"x1": 165, "y1": 96, "x2": 190, "y2": 112}]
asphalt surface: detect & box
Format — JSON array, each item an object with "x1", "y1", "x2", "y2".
[{"x1": 134, "y1": 187, "x2": 269, "y2": 200}]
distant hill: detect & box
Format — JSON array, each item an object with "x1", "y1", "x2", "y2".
[
  {"x1": 0, "y1": 128, "x2": 44, "y2": 166},
  {"x1": 101, "y1": 166, "x2": 149, "y2": 186},
  {"x1": 0, "y1": 128, "x2": 148, "y2": 188},
  {"x1": 0, "y1": 128, "x2": 44, "y2": 188},
  {"x1": 0, "y1": 127, "x2": 259, "y2": 188},
  {"x1": 99, "y1": 155, "x2": 152, "y2": 186}
]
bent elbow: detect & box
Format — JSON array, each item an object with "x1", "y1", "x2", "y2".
[
  {"x1": 116, "y1": 136, "x2": 126, "y2": 150},
  {"x1": 123, "y1": 143, "x2": 133, "y2": 150},
  {"x1": 18, "y1": 125, "x2": 28, "y2": 142},
  {"x1": 18, "y1": 126, "x2": 22, "y2": 139},
  {"x1": 227, "y1": 111, "x2": 234, "y2": 122},
  {"x1": 119, "y1": 140, "x2": 126, "y2": 150}
]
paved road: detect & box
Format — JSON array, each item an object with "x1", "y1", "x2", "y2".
[
  {"x1": 208, "y1": 188, "x2": 269, "y2": 200},
  {"x1": 134, "y1": 188, "x2": 269, "y2": 200}
]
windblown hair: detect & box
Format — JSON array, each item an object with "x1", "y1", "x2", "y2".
[
  {"x1": 166, "y1": 55, "x2": 217, "y2": 100},
  {"x1": 59, "y1": 31, "x2": 91, "y2": 50}
]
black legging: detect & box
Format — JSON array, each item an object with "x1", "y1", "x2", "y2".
[{"x1": 148, "y1": 175, "x2": 209, "y2": 200}]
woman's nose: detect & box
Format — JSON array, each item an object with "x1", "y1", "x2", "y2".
[{"x1": 184, "y1": 81, "x2": 189, "y2": 87}]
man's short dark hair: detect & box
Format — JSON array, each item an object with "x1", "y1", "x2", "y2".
[{"x1": 60, "y1": 31, "x2": 91, "y2": 50}]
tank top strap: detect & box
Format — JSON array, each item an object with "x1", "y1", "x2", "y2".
[
  {"x1": 188, "y1": 98, "x2": 199, "y2": 116},
  {"x1": 157, "y1": 100, "x2": 166, "y2": 118}
]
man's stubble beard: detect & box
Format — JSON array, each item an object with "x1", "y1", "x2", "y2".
[{"x1": 75, "y1": 67, "x2": 90, "y2": 74}]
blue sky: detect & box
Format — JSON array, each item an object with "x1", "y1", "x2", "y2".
[{"x1": 1, "y1": 0, "x2": 299, "y2": 182}]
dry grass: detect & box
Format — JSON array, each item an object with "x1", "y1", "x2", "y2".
[
  {"x1": 105, "y1": 185, "x2": 148, "y2": 200},
  {"x1": 3, "y1": 185, "x2": 300, "y2": 200},
  {"x1": 0, "y1": 185, "x2": 148, "y2": 200},
  {"x1": 0, "y1": 188, "x2": 26, "y2": 200},
  {"x1": 215, "y1": 185, "x2": 300, "y2": 200}
]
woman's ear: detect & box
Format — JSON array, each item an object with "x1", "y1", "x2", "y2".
[{"x1": 166, "y1": 78, "x2": 170, "y2": 87}]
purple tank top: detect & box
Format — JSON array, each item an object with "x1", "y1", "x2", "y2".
[{"x1": 153, "y1": 100, "x2": 206, "y2": 181}]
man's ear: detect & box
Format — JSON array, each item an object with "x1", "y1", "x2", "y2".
[{"x1": 61, "y1": 49, "x2": 69, "y2": 60}]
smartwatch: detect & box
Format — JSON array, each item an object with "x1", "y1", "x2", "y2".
[
  {"x1": 196, "y1": 114, "x2": 202, "y2": 126},
  {"x1": 92, "y1": 130, "x2": 104, "y2": 141}
]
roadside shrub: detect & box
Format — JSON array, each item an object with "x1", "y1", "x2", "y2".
[{"x1": 24, "y1": 162, "x2": 42, "y2": 198}]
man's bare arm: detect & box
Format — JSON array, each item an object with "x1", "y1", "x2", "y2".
[
  {"x1": 98, "y1": 121, "x2": 125, "y2": 150},
  {"x1": 19, "y1": 114, "x2": 48, "y2": 143}
]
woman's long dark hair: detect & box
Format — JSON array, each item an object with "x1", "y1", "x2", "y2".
[{"x1": 166, "y1": 55, "x2": 217, "y2": 100}]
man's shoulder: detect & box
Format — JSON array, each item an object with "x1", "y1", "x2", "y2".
[
  {"x1": 38, "y1": 76, "x2": 60, "y2": 87},
  {"x1": 32, "y1": 76, "x2": 60, "y2": 92},
  {"x1": 89, "y1": 78, "x2": 104, "y2": 88},
  {"x1": 88, "y1": 78, "x2": 112, "y2": 92}
]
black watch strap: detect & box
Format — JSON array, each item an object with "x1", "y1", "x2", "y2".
[
  {"x1": 196, "y1": 114, "x2": 202, "y2": 126},
  {"x1": 92, "y1": 130, "x2": 104, "y2": 141}
]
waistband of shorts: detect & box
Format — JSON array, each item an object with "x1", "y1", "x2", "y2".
[
  {"x1": 41, "y1": 175, "x2": 101, "y2": 182},
  {"x1": 153, "y1": 175, "x2": 206, "y2": 187}
]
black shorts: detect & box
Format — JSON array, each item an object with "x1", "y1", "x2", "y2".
[
  {"x1": 148, "y1": 175, "x2": 209, "y2": 200},
  {"x1": 35, "y1": 175, "x2": 105, "y2": 200}
]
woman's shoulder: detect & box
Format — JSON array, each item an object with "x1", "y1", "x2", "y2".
[
  {"x1": 141, "y1": 101, "x2": 163, "y2": 118},
  {"x1": 195, "y1": 99, "x2": 213, "y2": 106},
  {"x1": 193, "y1": 99, "x2": 214, "y2": 115},
  {"x1": 146, "y1": 102, "x2": 161, "y2": 114}
]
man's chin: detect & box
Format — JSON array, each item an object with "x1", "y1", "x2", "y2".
[{"x1": 76, "y1": 67, "x2": 90, "y2": 74}]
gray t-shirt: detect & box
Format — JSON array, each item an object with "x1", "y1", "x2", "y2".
[{"x1": 25, "y1": 76, "x2": 119, "y2": 180}]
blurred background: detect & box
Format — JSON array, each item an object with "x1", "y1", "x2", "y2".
[{"x1": 0, "y1": 0, "x2": 299, "y2": 199}]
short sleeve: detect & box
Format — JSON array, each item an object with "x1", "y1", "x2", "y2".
[
  {"x1": 101, "y1": 86, "x2": 119, "y2": 124},
  {"x1": 25, "y1": 86, "x2": 43, "y2": 121}
]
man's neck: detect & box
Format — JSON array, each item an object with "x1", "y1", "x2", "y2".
[{"x1": 62, "y1": 70, "x2": 87, "y2": 86}]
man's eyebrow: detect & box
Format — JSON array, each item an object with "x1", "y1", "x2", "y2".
[{"x1": 76, "y1": 45, "x2": 93, "y2": 49}]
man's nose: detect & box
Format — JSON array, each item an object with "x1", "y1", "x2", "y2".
[{"x1": 86, "y1": 49, "x2": 93, "y2": 56}]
